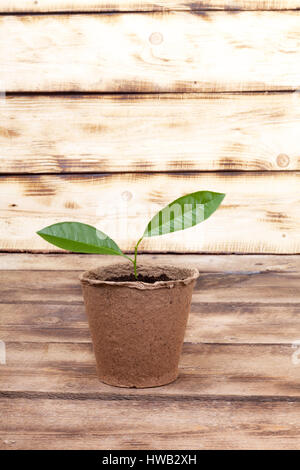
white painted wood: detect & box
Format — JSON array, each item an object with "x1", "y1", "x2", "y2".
[
  {"x1": 1, "y1": 12, "x2": 300, "y2": 92},
  {"x1": 0, "y1": 173, "x2": 299, "y2": 253},
  {"x1": 1, "y1": 93, "x2": 300, "y2": 173}
]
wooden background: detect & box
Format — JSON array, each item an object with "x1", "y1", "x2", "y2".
[
  {"x1": 1, "y1": 0, "x2": 300, "y2": 452},
  {"x1": 0, "y1": 0, "x2": 299, "y2": 254}
]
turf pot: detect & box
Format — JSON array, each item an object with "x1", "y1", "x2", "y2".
[{"x1": 80, "y1": 263, "x2": 199, "y2": 388}]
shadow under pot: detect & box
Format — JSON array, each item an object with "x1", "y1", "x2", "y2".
[{"x1": 80, "y1": 263, "x2": 199, "y2": 388}]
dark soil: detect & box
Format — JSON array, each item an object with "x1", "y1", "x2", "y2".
[{"x1": 107, "y1": 274, "x2": 172, "y2": 284}]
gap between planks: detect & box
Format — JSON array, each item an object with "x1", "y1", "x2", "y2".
[
  {"x1": 2, "y1": 1, "x2": 300, "y2": 13},
  {"x1": 1, "y1": 391, "x2": 300, "y2": 403}
]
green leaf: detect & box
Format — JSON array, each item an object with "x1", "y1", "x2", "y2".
[
  {"x1": 143, "y1": 191, "x2": 225, "y2": 238},
  {"x1": 37, "y1": 222, "x2": 125, "y2": 256}
]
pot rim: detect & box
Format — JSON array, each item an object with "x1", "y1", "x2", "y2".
[{"x1": 79, "y1": 262, "x2": 199, "y2": 290}]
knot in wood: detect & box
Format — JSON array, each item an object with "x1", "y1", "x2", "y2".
[
  {"x1": 149, "y1": 32, "x2": 163, "y2": 45},
  {"x1": 276, "y1": 153, "x2": 290, "y2": 168}
]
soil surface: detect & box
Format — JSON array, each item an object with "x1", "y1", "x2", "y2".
[
  {"x1": 80, "y1": 263, "x2": 199, "y2": 288},
  {"x1": 107, "y1": 274, "x2": 171, "y2": 283}
]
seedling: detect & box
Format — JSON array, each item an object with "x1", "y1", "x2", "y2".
[{"x1": 37, "y1": 191, "x2": 225, "y2": 280}]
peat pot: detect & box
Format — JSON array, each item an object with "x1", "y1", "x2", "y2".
[{"x1": 80, "y1": 263, "x2": 199, "y2": 388}]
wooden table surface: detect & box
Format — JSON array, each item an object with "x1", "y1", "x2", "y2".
[{"x1": 1, "y1": 253, "x2": 300, "y2": 450}]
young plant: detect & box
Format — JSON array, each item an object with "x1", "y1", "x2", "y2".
[{"x1": 37, "y1": 190, "x2": 225, "y2": 280}]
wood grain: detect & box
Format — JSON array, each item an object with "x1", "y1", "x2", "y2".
[
  {"x1": 0, "y1": 254, "x2": 299, "y2": 344},
  {"x1": 1, "y1": 342, "x2": 300, "y2": 398},
  {"x1": 1, "y1": 1, "x2": 300, "y2": 12},
  {"x1": 0, "y1": 173, "x2": 299, "y2": 253},
  {"x1": 2, "y1": 301, "x2": 300, "y2": 344},
  {"x1": 1, "y1": 94, "x2": 300, "y2": 173},
  {"x1": 2, "y1": 269, "x2": 298, "y2": 304},
  {"x1": 1, "y1": 253, "x2": 299, "y2": 449},
  {"x1": 1, "y1": 396, "x2": 300, "y2": 449},
  {"x1": 1, "y1": 253, "x2": 297, "y2": 271},
  {"x1": 1, "y1": 12, "x2": 300, "y2": 92}
]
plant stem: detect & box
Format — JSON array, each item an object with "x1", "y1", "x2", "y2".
[{"x1": 133, "y1": 237, "x2": 143, "y2": 280}]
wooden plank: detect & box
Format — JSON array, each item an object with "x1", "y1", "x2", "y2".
[
  {"x1": 2, "y1": 301, "x2": 300, "y2": 344},
  {"x1": 1, "y1": 12, "x2": 300, "y2": 92},
  {"x1": 1, "y1": 253, "x2": 297, "y2": 272},
  {"x1": 0, "y1": 173, "x2": 299, "y2": 253},
  {"x1": 1, "y1": 1, "x2": 300, "y2": 12},
  {"x1": 1, "y1": 254, "x2": 298, "y2": 344},
  {"x1": 1, "y1": 269, "x2": 298, "y2": 304},
  {"x1": 1, "y1": 254, "x2": 299, "y2": 449},
  {"x1": 1, "y1": 396, "x2": 300, "y2": 449},
  {"x1": 1, "y1": 94, "x2": 300, "y2": 173},
  {"x1": 0, "y1": 261, "x2": 299, "y2": 343},
  {"x1": 1, "y1": 342, "x2": 300, "y2": 397}
]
